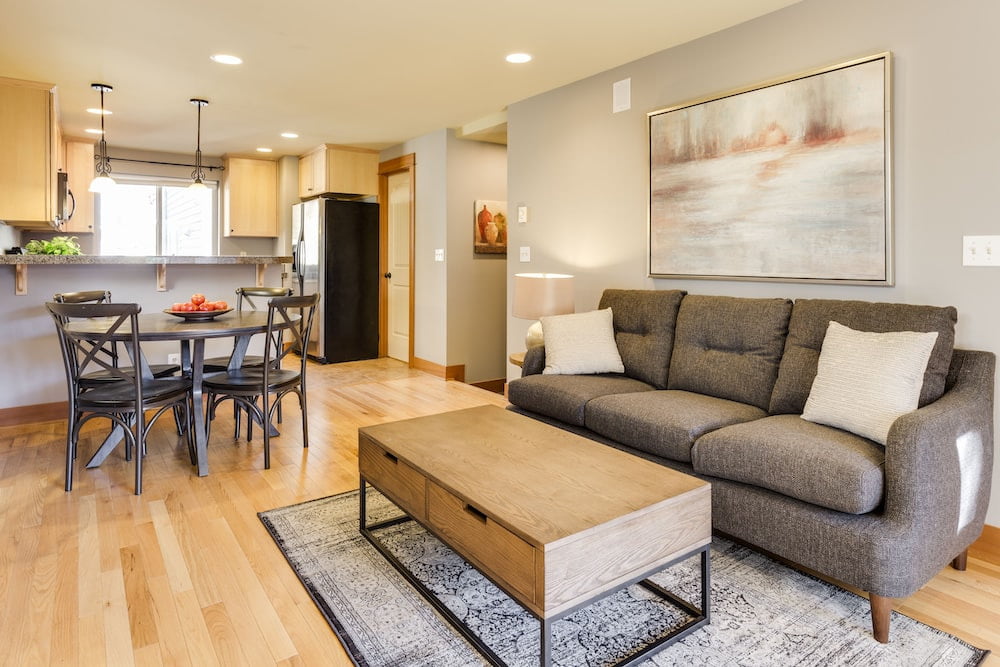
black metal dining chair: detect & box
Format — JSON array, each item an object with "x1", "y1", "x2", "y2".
[
  {"x1": 202, "y1": 286, "x2": 294, "y2": 439},
  {"x1": 46, "y1": 301, "x2": 194, "y2": 494},
  {"x1": 53, "y1": 291, "x2": 181, "y2": 381},
  {"x1": 203, "y1": 293, "x2": 320, "y2": 469}
]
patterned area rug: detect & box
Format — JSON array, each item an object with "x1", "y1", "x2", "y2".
[{"x1": 259, "y1": 490, "x2": 988, "y2": 667}]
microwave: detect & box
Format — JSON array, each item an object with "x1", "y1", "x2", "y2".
[{"x1": 56, "y1": 171, "x2": 76, "y2": 223}]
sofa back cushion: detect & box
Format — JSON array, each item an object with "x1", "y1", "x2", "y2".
[
  {"x1": 769, "y1": 299, "x2": 958, "y2": 415},
  {"x1": 598, "y1": 289, "x2": 686, "y2": 389},
  {"x1": 667, "y1": 295, "x2": 792, "y2": 410}
]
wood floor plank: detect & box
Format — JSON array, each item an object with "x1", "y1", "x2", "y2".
[{"x1": 0, "y1": 359, "x2": 995, "y2": 665}]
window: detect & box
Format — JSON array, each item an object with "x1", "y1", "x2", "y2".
[{"x1": 98, "y1": 177, "x2": 216, "y2": 255}]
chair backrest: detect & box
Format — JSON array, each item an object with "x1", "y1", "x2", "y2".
[
  {"x1": 45, "y1": 301, "x2": 144, "y2": 400},
  {"x1": 53, "y1": 290, "x2": 113, "y2": 305},
  {"x1": 236, "y1": 286, "x2": 293, "y2": 313},
  {"x1": 53, "y1": 290, "x2": 120, "y2": 366},
  {"x1": 262, "y1": 293, "x2": 321, "y2": 377}
]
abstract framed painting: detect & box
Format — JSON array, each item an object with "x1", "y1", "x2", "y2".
[{"x1": 648, "y1": 52, "x2": 892, "y2": 285}]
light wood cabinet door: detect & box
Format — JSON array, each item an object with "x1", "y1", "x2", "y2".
[
  {"x1": 0, "y1": 77, "x2": 57, "y2": 227},
  {"x1": 223, "y1": 156, "x2": 277, "y2": 237},
  {"x1": 61, "y1": 140, "x2": 95, "y2": 233},
  {"x1": 297, "y1": 144, "x2": 378, "y2": 198}
]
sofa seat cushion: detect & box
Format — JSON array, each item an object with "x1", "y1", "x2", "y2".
[
  {"x1": 692, "y1": 414, "x2": 885, "y2": 514},
  {"x1": 585, "y1": 390, "x2": 766, "y2": 463},
  {"x1": 507, "y1": 374, "x2": 654, "y2": 427}
]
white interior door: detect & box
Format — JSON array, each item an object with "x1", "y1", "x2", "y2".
[{"x1": 387, "y1": 171, "x2": 411, "y2": 362}]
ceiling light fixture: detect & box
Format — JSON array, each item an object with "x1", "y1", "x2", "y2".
[
  {"x1": 84, "y1": 128, "x2": 104, "y2": 135},
  {"x1": 280, "y1": 132, "x2": 299, "y2": 139},
  {"x1": 86, "y1": 107, "x2": 112, "y2": 115},
  {"x1": 505, "y1": 53, "x2": 532, "y2": 64},
  {"x1": 210, "y1": 54, "x2": 243, "y2": 65},
  {"x1": 88, "y1": 83, "x2": 115, "y2": 193},
  {"x1": 189, "y1": 98, "x2": 209, "y2": 190},
  {"x1": 256, "y1": 147, "x2": 273, "y2": 153}
]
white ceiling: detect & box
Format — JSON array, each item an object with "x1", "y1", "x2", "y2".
[{"x1": 0, "y1": 0, "x2": 799, "y2": 158}]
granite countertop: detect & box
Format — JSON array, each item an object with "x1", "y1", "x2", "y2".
[{"x1": 0, "y1": 255, "x2": 291, "y2": 265}]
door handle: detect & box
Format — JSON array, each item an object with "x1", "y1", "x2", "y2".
[{"x1": 384, "y1": 272, "x2": 392, "y2": 279}]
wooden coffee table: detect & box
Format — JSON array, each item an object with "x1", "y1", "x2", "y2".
[{"x1": 358, "y1": 405, "x2": 711, "y2": 666}]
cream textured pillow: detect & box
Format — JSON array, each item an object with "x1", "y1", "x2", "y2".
[
  {"x1": 802, "y1": 321, "x2": 938, "y2": 445},
  {"x1": 541, "y1": 308, "x2": 625, "y2": 376}
]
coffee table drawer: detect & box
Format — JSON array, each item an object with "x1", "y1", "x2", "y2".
[
  {"x1": 359, "y1": 437, "x2": 426, "y2": 521},
  {"x1": 427, "y1": 481, "x2": 536, "y2": 604}
]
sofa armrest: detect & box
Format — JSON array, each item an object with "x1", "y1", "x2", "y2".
[
  {"x1": 521, "y1": 346, "x2": 546, "y2": 376},
  {"x1": 883, "y1": 349, "x2": 995, "y2": 544}
]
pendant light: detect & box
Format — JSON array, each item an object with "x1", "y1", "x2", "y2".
[
  {"x1": 88, "y1": 83, "x2": 115, "y2": 193},
  {"x1": 189, "y1": 98, "x2": 209, "y2": 190}
]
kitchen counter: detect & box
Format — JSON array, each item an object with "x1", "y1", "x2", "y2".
[{"x1": 0, "y1": 255, "x2": 292, "y2": 295}]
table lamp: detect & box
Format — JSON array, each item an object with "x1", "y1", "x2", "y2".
[{"x1": 512, "y1": 273, "x2": 575, "y2": 348}]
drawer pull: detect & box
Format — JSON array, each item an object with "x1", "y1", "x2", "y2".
[
  {"x1": 464, "y1": 504, "x2": 488, "y2": 523},
  {"x1": 382, "y1": 451, "x2": 398, "y2": 464}
]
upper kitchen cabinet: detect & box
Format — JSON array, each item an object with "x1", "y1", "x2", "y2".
[
  {"x1": 223, "y1": 156, "x2": 277, "y2": 237},
  {"x1": 0, "y1": 77, "x2": 58, "y2": 229},
  {"x1": 297, "y1": 144, "x2": 378, "y2": 198},
  {"x1": 60, "y1": 139, "x2": 95, "y2": 233}
]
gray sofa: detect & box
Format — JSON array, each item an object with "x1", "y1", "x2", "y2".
[{"x1": 507, "y1": 289, "x2": 995, "y2": 643}]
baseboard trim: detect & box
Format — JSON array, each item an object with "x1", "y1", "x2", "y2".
[
  {"x1": 470, "y1": 378, "x2": 505, "y2": 395},
  {"x1": 411, "y1": 357, "x2": 465, "y2": 382},
  {"x1": 971, "y1": 523, "x2": 1000, "y2": 565},
  {"x1": 0, "y1": 401, "x2": 67, "y2": 427}
]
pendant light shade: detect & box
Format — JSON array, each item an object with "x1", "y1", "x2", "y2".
[
  {"x1": 88, "y1": 83, "x2": 115, "y2": 193},
  {"x1": 189, "y1": 98, "x2": 209, "y2": 189}
]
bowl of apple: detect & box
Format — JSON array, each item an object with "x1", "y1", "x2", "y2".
[{"x1": 164, "y1": 294, "x2": 232, "y2": 320}]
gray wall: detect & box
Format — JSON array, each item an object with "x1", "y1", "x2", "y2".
[
  {"x1": 382, "y1": 130, "x2": 508, "y2": 382},
  {"x1": 445, "y1": 132, "x2": 507, "y2": 383},
  {"x1": 505, "y1": 0, "x2": 1000, "y2": 526}
]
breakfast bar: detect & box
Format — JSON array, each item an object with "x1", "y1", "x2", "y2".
[{"x1": 0, "y1": 255, "x2": 291, "y2": 422}]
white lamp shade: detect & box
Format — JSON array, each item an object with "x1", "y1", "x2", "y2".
[
  {"x1": 512, "y1": 273, "x2": 574, "y2": 319},
  {"x1": 88, "y1": 174, "x2": 116, "y2": 193}
]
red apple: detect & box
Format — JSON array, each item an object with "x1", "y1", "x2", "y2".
[{"x1": 191, "y1": 293, "x2": 206, "y2": 306}]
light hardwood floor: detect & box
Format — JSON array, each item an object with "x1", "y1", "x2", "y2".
[{"x1": 0, "y1": 358, "x2": 996, "y2": 665}]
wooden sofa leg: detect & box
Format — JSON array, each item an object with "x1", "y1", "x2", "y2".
[
  {"x1": 952, "y1": 548, "x2": 969, "y2": 571},
  {"x1": 870, "y1": 594, "x2": 893, "y2": 643}
]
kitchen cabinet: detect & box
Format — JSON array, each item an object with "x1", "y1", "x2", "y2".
[
  {"x1": 0, "y1": 76, "x2": 58, "y2": 229},
  {"x1": 60, "y1": 139, "x2": 95, "y2": 233},
  {"x1": 297, "y1": 144, "x2": 378, "y2": 198},
  {"x1": 223, "y1": 156, "x2": 277, "y2": 237}
]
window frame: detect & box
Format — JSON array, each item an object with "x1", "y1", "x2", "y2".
[{"x1": 96, "y1": 174, "x2": 220, "y2": 256}]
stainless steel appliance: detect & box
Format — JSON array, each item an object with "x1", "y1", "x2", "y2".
[{"x1": 290, "y1": 197, "x2": 379, "y2": 363}]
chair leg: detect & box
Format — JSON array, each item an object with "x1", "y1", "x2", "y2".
[
  {"x1": 262, "y1": 395, "x2": 271, "y2": 470},
  {"x1": 300, "y1": 390, "x2": 309, "y2": 449},
  {"x1": 133, "y1": 417, "x2": 144, "y2": 496},
  {"x1": 869, "y1": 593, "x2": 893, "y2": 643},
  {"x1": 952, "y1": 549, "x2": 969, "y2": 571},
  {"x1": 232, "y1": 402, "x2": 241, "y2": 440}
]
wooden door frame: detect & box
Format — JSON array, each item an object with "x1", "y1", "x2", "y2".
[{"x1": 377, "y1": 154, "x2": 416, "y2": 365}]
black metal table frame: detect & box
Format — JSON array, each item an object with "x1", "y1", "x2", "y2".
[{"x1": 359, "y1": 478, "x2": 711, "y2": 667}]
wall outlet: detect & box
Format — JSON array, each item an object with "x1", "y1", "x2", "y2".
[
  {"x1": 963, "y1": 235, "x2": 1000, "y2": 266},
  {"x1": 434, "y1": 248, "x2": 445, "y2": 262},
  {"x1": 167, "y1": 353, "x2": 181, "y2": 365}
]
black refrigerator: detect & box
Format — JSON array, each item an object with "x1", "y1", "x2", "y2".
[{"x1": 291, "y1": 197, "x2": 379, "y2": 363}]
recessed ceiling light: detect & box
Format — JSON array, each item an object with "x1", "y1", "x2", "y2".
[
  {"x1": 85, "y1": 128, "x2": 104, "y2": 135},
  {"x1": 280, "y1": 132, "x2": 299, "y2": 139},
  {"x1": 505, "y1": 53, "x2": 532, "y2": 64},
  {"x1": 210, "y1": 54, "x2": 243, "y2": 65},
  {"x1": 256, "y1": 147, "x2": 273, "y2": 153},
  {"x1": 86, "y1": 107, "x2": 112, "y2": 115}
]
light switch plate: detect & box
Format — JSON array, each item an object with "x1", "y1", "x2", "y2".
[
  {"x1": 963, "y1": 235, "x2": 1000, "y2": 266},
  {"x1": 519, "y1": 246, "x2": 531, "y2": 262},
  {"x1": 434, "y1": 248, "x2": 445, "y2": 262},
  {"x1": 517, "y1": 205, "x2": 528, "y2": 224}
]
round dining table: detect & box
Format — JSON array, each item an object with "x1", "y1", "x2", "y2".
[{"x1": 65, "y1": 310, "x2": 299, "y2": 477}]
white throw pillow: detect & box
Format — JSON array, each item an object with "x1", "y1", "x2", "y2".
[
  {"x1": 541, "y1": 308, "x2": 625, "y2": 376},
  {"x1": 802, "y1": 321, "x2": 938, "y2": 445}
]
